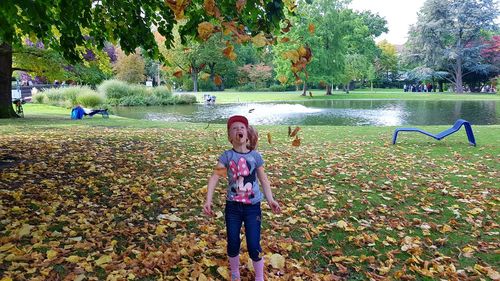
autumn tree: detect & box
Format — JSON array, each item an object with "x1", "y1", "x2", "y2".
[
  {"x1": 404, "y1": 0, "x2": 499, "y2": 93},
  {"x1": 114, "y1": 50, "x2": 146, "y2": 84},
  {"x1": 0, "y1": 0, "x2": 288, "y2": 118},
  {"x1": 375, "y1": 40, "x2": 398, "y2": 82}
]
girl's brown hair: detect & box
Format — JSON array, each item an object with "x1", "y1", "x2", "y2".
[{"x1": 246, "y1": 125, "x2": 258, "y2": 150}]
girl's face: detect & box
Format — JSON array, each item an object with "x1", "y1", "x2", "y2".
[{"x1": 228, "y1": 121, "x2": 248, "y2": 145}]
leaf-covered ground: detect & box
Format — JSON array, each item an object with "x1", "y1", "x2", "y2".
[{"x1": 0, "y1": 123, "x2": 498, "y2": 280}]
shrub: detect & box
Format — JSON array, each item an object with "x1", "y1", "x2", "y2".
[
  {"x1": 269, "y1": 84, "x2": 287, "y2": 92},
  {"x1": 172, "y1": 94, "x2": 197, "y2": 104},
  {"x1": 32, "y1": 92, "x2": 47, "y2": 104},
  {"x1": 98, "y1": 79, "x2": 135, "y2": 100},
  {"x1": 152, "y1": 86, "x2": 172, "y2": 99},
  {"x1": 76, "y1": 91, "x2": 105, "y2": 108}
]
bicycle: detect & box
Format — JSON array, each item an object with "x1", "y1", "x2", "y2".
[{"x1": 12, "y1": 98, "x2": 25, "y2": 118}]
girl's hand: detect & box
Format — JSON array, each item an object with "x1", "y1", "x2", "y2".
[
  {"x1": 203, "y1": 201, "x2": 214, "y2": 216},
  {"x1": 269, "y1": 200, "x2": 281, "y2": 214}
]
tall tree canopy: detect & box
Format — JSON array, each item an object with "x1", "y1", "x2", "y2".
[
  {"x1": 404, "y1": 0, "x2": 499, "y2": 93},
  {"x1": 0, "y1": 0, "x2": 289, "y2": 118}
]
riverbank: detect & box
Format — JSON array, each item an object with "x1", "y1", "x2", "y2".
[
  {"x1": 193, "y1": 89, "x2": 500, "y2": 103},
  {"x1": 0, "y1": 105, "x2": 498, "y2": 280}
]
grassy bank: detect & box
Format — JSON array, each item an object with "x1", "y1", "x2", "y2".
[
  {"x1": 0, "y1": 105, "x2": 498, "y2": 280},
  {"x1": 193, "y1": 89, "x2": 500, "y2": 103}
]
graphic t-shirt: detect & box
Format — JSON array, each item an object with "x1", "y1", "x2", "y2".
[{"x1": 218, "y1": 149, "x2": 264, "y2": 204}]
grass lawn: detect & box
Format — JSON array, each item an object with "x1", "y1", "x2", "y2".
[
  {"x1": 0, "y1": 104, "x2": 498, "y2": 280},
  {"x1": 192, "y1": 89, "x2": 500, "y2": 103}
]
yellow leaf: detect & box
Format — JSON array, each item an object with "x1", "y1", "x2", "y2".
[
  {"x1": 252, "y1": 32, "x2": 267, "y2": 48},
  {"x1": 198, "y1": 273, "x2": 208, "y2": 281},
  {"x1": 267, "y1": 132, "x2": 272, "y2": 144},
  {"x1": 270, "y1": 253, "x2": 285, "y2": 269},
  {"x1": 66, "y1": 255, "x2": 82, "y2": 263},
  {"x1": 0, "y1": 243, "x2": 14, "y2": 252},
  {"x1": 155, "y1": 225, "x2": 167, "y2": 235},
  {"x1": 1, "y1": 277, "x2": 13, "y2": 281},
  {"x1": 17, "y1": 224, "x2": 33, "y2": 238},
  {"x1": 202, "y1": 258, "x2": 217, "y2": 267},
  {"x1": 95, "y1": 255, "x2": 112, "y2": 266},
  {"x1": 216, "y1": 266, "x2": 230, "y2": 279},
  {"x1": 336, "y1": 220, "x2": 348, "y2": 229},
  {"x1": 46, "y1": 249, "x2": 58, "y2": 259}
]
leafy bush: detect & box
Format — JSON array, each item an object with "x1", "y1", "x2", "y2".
[
  {"x1": 269, "y1": 84, "x2": 287, "y2": 92},
  {"x1": 98, "y1": 79, "x2": 135, "y2": 100},
  {"x1": 32, "y1": 92, "x2": 47, "y2": 104},
  {"x1": 76, "y1": 91, "x2": 105, "y2": 108},
  {"x1": 42, "y1": 88, "x2": 66, "y2": 107},
  {"x1": 152, "y1": 86, "x2": 172, "y2": 99},
  {"x1": 172, "y1": 94, "x2": 197, "y2": 104}
]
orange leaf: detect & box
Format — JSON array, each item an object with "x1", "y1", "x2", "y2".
[
  {"x1": 280, "y1": 37, "x2": 290, "y2": 43},
  {"x1": 292, "y1": 136, "x2": 301, "y2": 147},
  {"x1": 198, "y1": 22, "x2": 215, "y2": 41},
  {"x1": 267, "y1": 132, "x2": 272, "y2": 144},
  {"x1": 214, "y1": 75, "x2": 223, "y2": 86},
  {"x1": 204, "y1": 0, "x2": 221, "y2": 17},
  {"x1": 236, "y1": 0, "x2": 246, "y2": 13},
  {"x1": 165, "y1": 0, "x2": 191, "y2": 20},
  {"x1": 173, "y1": 70, "x2": 183, "y2": 78},
  {"x1": 214, "y1": 167, "x2": 227, "y2": 177},
  {"x1": 223, "y1": 43, "x2": 237, "y2": 61},
  {"x1": 308, "y1": 23, "x2": 315, "y2": 34},
  {"x1": 290, "y1": 126, "x2": 301, "y2": 137}
]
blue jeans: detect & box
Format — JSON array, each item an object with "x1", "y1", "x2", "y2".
[{"x1": 225, "y1": 201, "x2": 262, "y2": 261}]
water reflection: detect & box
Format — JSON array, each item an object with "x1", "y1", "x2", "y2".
[{"x1": 112, "y1": 100, "x2": 498, "y2": 126}]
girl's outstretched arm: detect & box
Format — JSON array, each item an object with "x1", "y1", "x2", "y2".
[
  {"x1": 257, "y1": 166, "x2": 281, "y2": 214},
  {"x1": 203, "y1": 162, "x2": 224, "y2": 216}
]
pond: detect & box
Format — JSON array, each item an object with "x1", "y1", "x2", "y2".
[{"x1": 112, "y1": 100, "x2": 499, "y2": 126}]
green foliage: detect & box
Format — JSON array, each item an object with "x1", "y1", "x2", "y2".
[
  {"x1": 113, "y1": 51, "x2": 146, "y2": 84},
  {"x1": 76, "y1": 91, "x2": 105, "y2": 108},
  {"x1": 404, "y1": 0, "x2": 499, "y2": 92},
  {"x1": 98, "y1": 79, "x2": 193, "y2": 106},
  {"x1": 32, "y1": 92, "x2": 47, "y2": 104},
  {"x1": 98, "y1": 80, "x2": 136, "y2": 100},
  {"x1": 40, "y1": 86, "x2": 102, "y2": 107}
]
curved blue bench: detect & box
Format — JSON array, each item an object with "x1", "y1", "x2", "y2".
[{"x1": 392, "y1": 119, "x2": 476, "y2": 146}]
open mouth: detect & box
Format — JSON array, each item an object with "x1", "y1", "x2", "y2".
[{"x1": 238, "y1": 133, "x2": 243, "y2": 139}]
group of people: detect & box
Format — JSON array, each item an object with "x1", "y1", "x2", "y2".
[{"x1": 403, "y1": 83, "x2": 433, "y2": 93}]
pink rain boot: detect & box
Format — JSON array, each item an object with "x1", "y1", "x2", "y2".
[
  {"x1": 253, "y1": 258, "x2": 264, "y2": 281},
  {"x1": 229, "y1": 255, "x2": 240, "y2": 280}
]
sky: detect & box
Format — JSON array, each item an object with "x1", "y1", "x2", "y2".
[{"x1": 349, "y1": 0, "x2": 425, "y2": 45}]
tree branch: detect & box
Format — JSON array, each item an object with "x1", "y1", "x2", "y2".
[{"x1": 12, "y1": 67, "x2": 34, "y2": 72}]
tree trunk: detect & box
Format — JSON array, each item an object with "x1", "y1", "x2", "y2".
[
  {"x1": 192, "y1": 71, "x2": 198, "y2": 92},
  {"x1": 301, "y1": 82, "x2": 307, "y2": 96},
  {"x1": 438, "y1": 81, "x2": 444, "y2": 92},
  {"x1": 0, "y1": 43, "x2": 18, "y2": 118},
  {"x1": 325, "y1": 84, "x2": 332, "y2": 95},
  {"x1": 455, "y1": 56, "x2": 463, "y2": 93},
  {"x1": 208, "y1": 62, "x2": 217, "y2": 90}
]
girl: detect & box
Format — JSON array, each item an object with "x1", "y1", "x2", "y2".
[{"x1": 203, "y1": 115, "x2": 281, "y2": 281}]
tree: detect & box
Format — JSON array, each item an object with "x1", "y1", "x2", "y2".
[
  {"x1": 404, "y1": 0, "x2": 499, "y2": 93},
  {"x1": 375, "y1": 40, "x2": 398, "y2": 81},
  {"x1": 114, "y1": 50, "x2": 146, "y2": 84},
  {"x1": 0, "y1": 0, "x2": 288, "y2": 118}
]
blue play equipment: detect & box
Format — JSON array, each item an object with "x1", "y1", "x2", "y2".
[{"x1": 392, "y1": 119, "x2": 476, "y2": 146}]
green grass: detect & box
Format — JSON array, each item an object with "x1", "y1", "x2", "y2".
[
  {"x1": 0, "y1": 104, "x2": 498, "y2": 280},
  {"x1": 193, "y1": 88, "x2": 500, "y2": 103}
]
